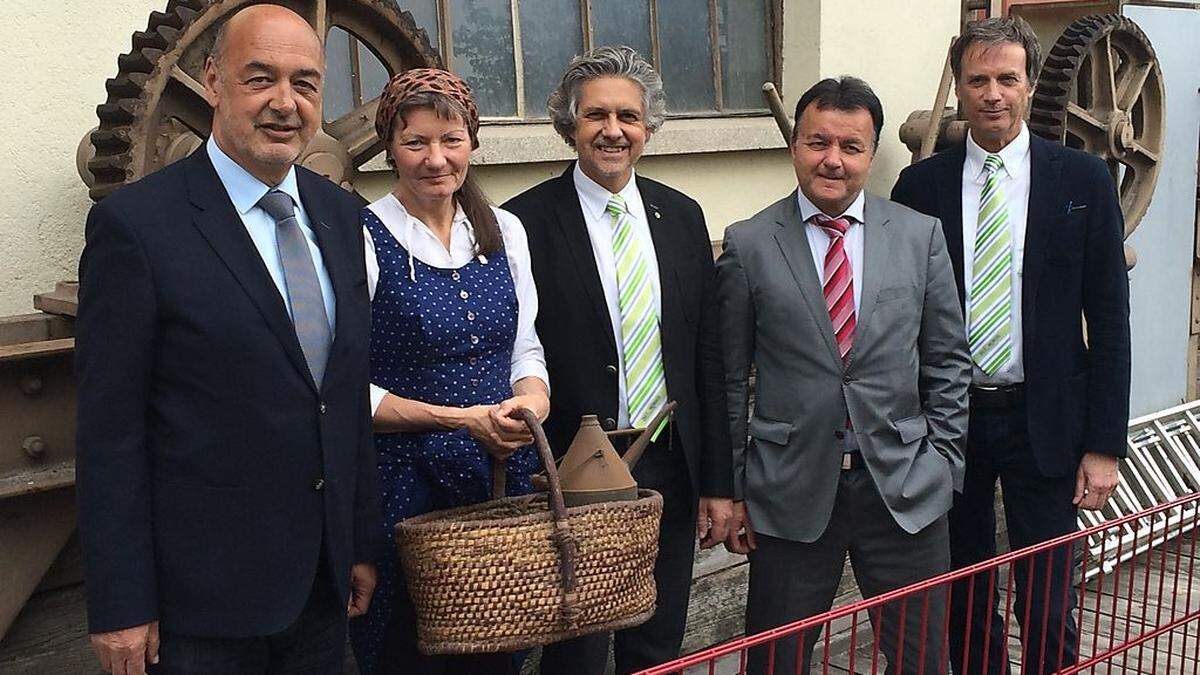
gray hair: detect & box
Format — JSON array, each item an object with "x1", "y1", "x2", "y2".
[
  {"x1": 547, "y1": 45, "x2": 667, "y2": 146},
  {"x1": 951, "y1": 16, "x2": 1042, "y2": 84}
]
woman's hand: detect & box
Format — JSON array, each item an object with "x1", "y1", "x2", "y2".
[{"x1": 460, "y1": 405, "x2": 531, "y2": 459}]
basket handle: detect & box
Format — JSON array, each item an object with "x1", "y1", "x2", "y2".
[{"x1": 517, "y1": 407, "x2": 579, "y2": 625}]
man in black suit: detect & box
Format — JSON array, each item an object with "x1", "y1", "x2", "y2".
[
  {"x1": 75, "y1": 6, "x2": 378, "y2": 674},
  {"x1": 891, "y1": 16, "x2": 1130, "y2": 675},
  {"x1": 503, "y1": 46, "x2": 731, "y2": 675}
]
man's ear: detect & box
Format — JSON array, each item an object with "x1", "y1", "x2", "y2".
[{"x1": 202, "y1": 56, "x2": 221, "y2": 108}]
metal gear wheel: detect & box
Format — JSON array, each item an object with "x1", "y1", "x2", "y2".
[
  {"x1": 81, "y1": 0, "x2": 439, "y2": 201},
  {"x1": 1030, "y1": 13, "x2": 1164, "y2": 236}
]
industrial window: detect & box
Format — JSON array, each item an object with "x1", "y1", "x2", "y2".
[{"x1": 324, "y1": 0, "x2": 778, "y2": 122}]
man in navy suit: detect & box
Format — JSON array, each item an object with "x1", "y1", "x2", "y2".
[
  {"x1": 891, "y1": 16, "x2": 1129, "y2": 675},
  {"x1": 76, "y1": 5, "x2": 378, "y2": 674}
]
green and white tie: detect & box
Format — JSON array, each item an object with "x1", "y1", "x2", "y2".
[
  {"x1": 607, "y1": 195, "x2": 668, "y2": 437},
  {"x1": 968, "y1": 154, "x2": 1014, "y2": 375}
]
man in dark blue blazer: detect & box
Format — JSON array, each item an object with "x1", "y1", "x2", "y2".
[
  {"x1": 75, "y1": 6, "x2": 378, "y2": 674},
  {"x1": 891, "y1": 16, "x2": 1130, "y2": 675}
]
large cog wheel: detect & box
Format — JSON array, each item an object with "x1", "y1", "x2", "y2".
[
  {"x1": 1030, "y1": 13, "x2": 1164, "y2": 237},
  {"x1": 83, "y1": 0, "x2": 439, "y2": 201}
]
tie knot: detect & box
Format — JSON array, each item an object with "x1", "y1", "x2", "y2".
[
  {"x1": 605, "y1": 194, "x2": 628, "y2": 218},
  {"x1": 983, "y1": 153, "x2": 1004, "y2": 175},
  {"x1": 813, "y1": 214, "x2": 851, "y2": 239},
  {"x1": 258, "y1": 190, "x2": 296, "y2": 223}
]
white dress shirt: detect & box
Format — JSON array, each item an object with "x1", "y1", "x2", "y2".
[
  {"x1": 796, "y1": 188, "x2": 865, "y2": 312},
  {"x1": 364, "y1": 193, "x2": 549, "y2": 414},
  {"x1": 573, "y1": 163, "x2": 662, "y2": 429},
  {"x1": 206, "y1": 136, "x2": 336, "y2": 330},
  {"x1": 962, "y1": 124, "x2": 1030, "y2": 385}
]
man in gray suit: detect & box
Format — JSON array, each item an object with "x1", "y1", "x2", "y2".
[{"x1": 718, "y1": 76, "x2": 972, "y2": 674}]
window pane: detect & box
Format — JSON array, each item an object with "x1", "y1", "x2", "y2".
[
  {"x1": 323, "y1": 26, "x2": 355, "y2": 121},
  {"x1": 395, "y1": 0, "x2": 440, "y2": 52},
  {"x1": 358, "y1": 40, "x2": 392, "y2": 102},
  {"x1": 656, "y1": 0, "x2": 716, "y2": 113},
  {"x1": 591, "y1": 0, "x2": 652, "y2": 62},
  {"x1": 718, "y1": 0, "x2": 770, "y2": 110},
  {"x1": 450, "y1": 0, "x2": 517, "y2": 117},
  {"x1": 518, "y1": 0, "x2": 582, "y2": 118}
]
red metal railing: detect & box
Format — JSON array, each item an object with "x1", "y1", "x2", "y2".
[{"x1": 638, "y1": 492, "x2": 1200, "y2": 674}]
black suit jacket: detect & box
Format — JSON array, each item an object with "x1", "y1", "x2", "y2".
[
  {"x1": 75, "y1": 147, "x2": 379, "y2": 637},
  {"x1": 502, "y1": 166, "x2": 732, "y2": 500},
  {"x1": 891, "y1": 134, "x2": 1130, "y2": 477}
]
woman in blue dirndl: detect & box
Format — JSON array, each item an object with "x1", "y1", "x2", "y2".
[{"x1": 348, "y1": 69, "x2": 549, "y2": 675}]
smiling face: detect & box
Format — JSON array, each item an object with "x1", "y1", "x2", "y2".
[
  {"x1": 956, "y1": 41, "x2": 1033, "y2": 153},
  {"x1": 388, "y1": 107, "x2": 471, "y2": 209},
  {"x1": 203, "y1": 6, "x2": 324, "y2": 186},
  {"x1": 571, "y1": 76, "x2": 650, "y2": 193},
  {"x1": 790, "y1": 104, "x2": 875, "y2": 216}
]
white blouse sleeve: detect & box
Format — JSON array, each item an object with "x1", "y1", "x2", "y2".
[
  {"x1": 362, "y1": 219, "x2": 391, "y2": 414},
  {"x1": 496, "y1": 207, "x2": 550, "y2": 392}
]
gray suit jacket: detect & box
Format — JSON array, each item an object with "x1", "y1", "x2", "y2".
[{"x1": 717, "y1": 191, "x2": 971, "y2": 542}]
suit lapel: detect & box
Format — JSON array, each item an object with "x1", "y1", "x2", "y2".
[
  {"x1": 552, "y1": 168, "x2": 618, "y2": 353},
  {"x1": 937, "y1": 144, "x2": 968, "y2": 311},
  {"x1": 1022, "y1": 136, "x2": 1061, "y2": 343},
  {"x1": 772, "y1": 192, "x2": 841, "y2": 365},
  {"x1": 184, "y1": 149, "x2": 316, "y2": 392},
  {"x1": 847, "y1": 194, "x2": 891, "y2": 371},
  {"x1": 638, "y1": 178, "x2": 683, "y2": 347},
  {"x1": 297, "y1": 169, "x2": 352, "y2": 384}
]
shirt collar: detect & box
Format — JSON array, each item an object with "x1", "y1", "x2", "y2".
[
  {"x1": 206, "y1": 136, "x2": 301, "y2": 216},
  {"x1": 369, "y1": 192, "x2": 470, "y2": 235},
  {"x1": 795, "y1": 187, "x2": 866, "y2": 225},
  {"x1": 965, "y1": 122, "x2": 1030, "y2": 184},
  {"x1": 572, "y1": 162, "x2": 644, "y2": 223}
]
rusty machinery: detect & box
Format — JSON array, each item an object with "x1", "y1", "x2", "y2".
[
  {"x1": 898, "y1": 5, "x2": 1165, "y2": 269},
  {"x1": 1, "y1": 0, "x2": 437, "y2": 644}
]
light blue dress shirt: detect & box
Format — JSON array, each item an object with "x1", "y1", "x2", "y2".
[{"x1": 206, "y1": 137, "x2": 336, "y2": 331}]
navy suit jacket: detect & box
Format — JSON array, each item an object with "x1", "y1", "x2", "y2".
[
  {"x1": 75, "y1": 147, "x2": 379, "y2": 637},
  {"x1": 502, "y1": 166, "x2": 733, "y2": 501},
  {"x1": 891, "y1": 134, "x2": 1130, "y2": 477}
]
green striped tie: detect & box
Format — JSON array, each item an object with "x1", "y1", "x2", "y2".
[
  {"x1": 969, "y1": 154, "x2": 1014, "y2": 376},
  {"x1": 607, "y1": 195, "x2": 668, "y2": 437}
]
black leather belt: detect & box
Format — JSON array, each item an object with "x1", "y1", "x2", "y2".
[
  {"x1": 969, "y1": 383, "x2": 1025, "y2": 409},
  {"x1": 841, "y1": 452, "x2": 865, "y2": 471}
]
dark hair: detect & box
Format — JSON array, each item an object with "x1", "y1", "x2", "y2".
[
  {"x1": 384, "y1": 92, "x2": 501, "y2": 256},
  {"x1": 951, "y1": 16, "x2": 1042, "y2": 84},
  {"x1": 791, "y1": 76, "x2": 884, "y2": 149}
]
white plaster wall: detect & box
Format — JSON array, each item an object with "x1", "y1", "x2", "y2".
[
  {"x1": 0, "y1": 0, "x2": 959, "y2": 316},
  {"x1": 0, "y1": 0, "x2": 164, "y2": 316}
]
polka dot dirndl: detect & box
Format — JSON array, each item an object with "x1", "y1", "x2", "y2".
[{"x1": 349, "y1": 208, "x2": 537, "y2": 674}]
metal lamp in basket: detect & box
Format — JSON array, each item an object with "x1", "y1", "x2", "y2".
[{"x1": 394, "y1": 403, "x2": 676, "y2": 655}]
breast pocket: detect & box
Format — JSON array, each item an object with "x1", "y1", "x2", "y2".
[{"x1": 876, "y1": 285, "x2": 917, "y2": 304}]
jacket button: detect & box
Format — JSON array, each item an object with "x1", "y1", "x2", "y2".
[
  {"x1": 843, "y1": 375, "x2": 853, "y2": 384},
  {"x1": 605, "y1": 364, "x2": 618, "y2": 375},
  {"x1": 313, "y1": 478, "x2": 325, "y2": 491},
  {"x1": 319, "y1": 402, "x2": 327, "y2": 414},
  {"x1": 834, "y1": 430, "x2": 845, "y2": 440},
  {"x1": 602, "y1": 417, "x2": 617, "y2": 431}
]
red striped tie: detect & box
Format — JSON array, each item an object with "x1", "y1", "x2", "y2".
[{"x1": 814, "y1": 215, "x2": 856, "y2": 365}]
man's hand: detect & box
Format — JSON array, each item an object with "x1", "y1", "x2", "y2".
[
  {"x1": 347, "y1": 563, "x2": 378, "y2": 618},
  {"x1": 90, "y1": 621, "x2": 159, "y2": 675},
  {"x1": 724, "y1": 500, "x2": 757, "y2": 554},
  {"x1": 1074, "y1": 452, "x2": 1120, "y2": 511},
  {"x1": 697, "y1": 497, "x2": 733, "y2": 549}
]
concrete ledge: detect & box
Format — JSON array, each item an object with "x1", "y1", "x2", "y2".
[{"x1": 361, "y1": 115, "x2": 789, "y2": 172}]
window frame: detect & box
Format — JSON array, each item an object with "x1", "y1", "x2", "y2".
[{"x1": 338, "y1": 0, "x2": 783, "y2": 123}]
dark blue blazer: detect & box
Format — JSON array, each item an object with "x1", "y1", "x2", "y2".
[
  {"x1": 891, "y1": 134, "x2": 1130, "y2": 477},
  {"x1": 75, "y1": 147, "x2": 379, "y2": 637}
]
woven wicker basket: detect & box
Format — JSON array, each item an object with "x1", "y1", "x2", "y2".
[{"x1": 395, "y1": 409, "x2": 663, "y2": 655}]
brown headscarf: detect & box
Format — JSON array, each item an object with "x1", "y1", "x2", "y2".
[{"x1": 374, "y1": 68, "x2": 480, "y2": 149}]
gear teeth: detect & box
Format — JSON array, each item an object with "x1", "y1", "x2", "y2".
[{"x1": 86, "y1": 0, "x2": 442, "y2": 202}]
